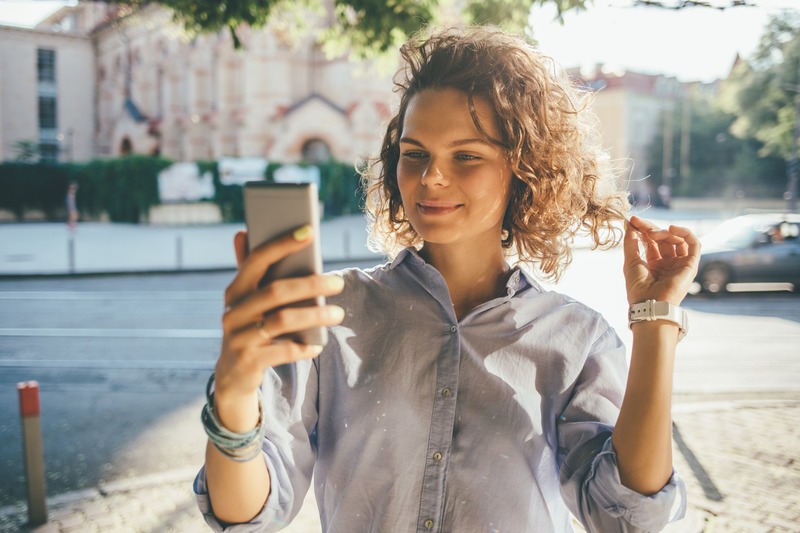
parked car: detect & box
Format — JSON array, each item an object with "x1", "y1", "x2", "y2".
[{"x1": 694, "y1": 213, "x2": 800, "y2": 293}]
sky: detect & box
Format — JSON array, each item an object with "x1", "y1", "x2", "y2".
[
  {"x1": 529, "y1": 0, "x2": 799, "y2": 82},
  {"x1": 0, "y1": 0, "x2": 797, "y2": 82}
]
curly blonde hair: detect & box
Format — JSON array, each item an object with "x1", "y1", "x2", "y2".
[{"x1": 362, "y1": 26, "x2": 630, "y2": 281}]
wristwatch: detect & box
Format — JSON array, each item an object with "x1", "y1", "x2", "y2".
[{"x1": 628, "y1": 299, "x2": 688, "y2": 341}]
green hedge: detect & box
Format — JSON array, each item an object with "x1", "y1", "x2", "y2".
[
  {"x1": 0, "y1": 156, "x2": 170, "y2": 223},
  {"x1": 73, "y1": 156, "x2": 172, "y2": 223},
  {"x1": 0, "y1": 162, "x2": 79, "y2": 220},
  {"x1": 1, "y1": 157, "x2": 365, "y2": 223}
]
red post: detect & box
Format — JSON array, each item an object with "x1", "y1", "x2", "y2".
[{"x1": 17, "y1": 381, "x2": 47, "y2": 526}]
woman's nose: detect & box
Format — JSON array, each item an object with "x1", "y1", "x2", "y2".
[{"x1": 420, "y1": 161, "x2": 446, "y2": 187}]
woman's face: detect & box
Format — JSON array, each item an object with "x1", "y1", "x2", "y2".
[{"x1": 397, "y1": 88, "x2": 513, "y2": 249}]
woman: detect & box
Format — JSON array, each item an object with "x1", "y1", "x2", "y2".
[{"x1": 195, "y1": 26, "x2": 698, "y2": 532}]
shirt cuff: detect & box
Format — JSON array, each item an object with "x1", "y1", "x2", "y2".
[
  {"x1": 193, "y1": 447, "x2": 294, "y2": 532},
  {"x1": 588, "y1": 439, "x2": 687, "y2": 531}
]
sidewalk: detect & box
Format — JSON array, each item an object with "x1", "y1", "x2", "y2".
[
  {"x1": 0, "y1": 209, "x2": 726, "y2": 277},
  {"x1": 1, "y1": 395, "x2": 797, "y2": 532},
  {"x1": 0, "y1": 215, "x2": 384, "y2": 277}
]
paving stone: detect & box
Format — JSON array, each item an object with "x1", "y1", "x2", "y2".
[
  {"x1": 88, "y1": 512, "x2": 120, "y2": 529},
  {"x1": 51, "y1": 513, "x2": 84, "y2": 530},
  {"x1": 28, "y1": 524, "x2": 60, "y2": 533},
  {"x1": 75, "y1": 501, "x2": 108, "y2": 519},
  {"x1": 2, "y1": 399, "x2": 799, "y2": 532},
  {"x1": 62, "y1": 522, "x2": 95, "y2": 533}
]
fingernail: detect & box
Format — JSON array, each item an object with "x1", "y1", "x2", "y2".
[
  {"x1": 311, "y1": 345, "x2": 324, "y2": 355},
  {"x1": 293, "y1": 225, "x2": 312, "y2": 241},
  {"x1": 326, "y1": 275, "x2": 345, "y2": 290},
  {"x1": 327, "y1": 306, "x2": 345, "y2": 321}
]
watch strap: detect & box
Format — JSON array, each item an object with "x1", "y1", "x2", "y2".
[{"x1": 628, "y1": 299, "x2": 688, "y2": 341}]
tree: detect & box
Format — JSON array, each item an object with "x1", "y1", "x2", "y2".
[
  {"x1": 723, "y1": 11, "x2": 800, "y2": 161},
  {"x1": 103, "y1": 0, "x2": 757, "y2": 56},
  {"x1": 721, "y1": 10, "x2": 800, "y2": 206},
  {"x1": 101, "y1": 0, "x2": 586, "y2": 55},
  {"x1": 12, "y1": 140, "x2": 41, "y2": 163},
  {"x1": 647, "y1": 92, "x2": 785, "y2": 198}
]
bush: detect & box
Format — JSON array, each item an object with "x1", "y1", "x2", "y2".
[
  {"x1": 265, "y1": 161, "x2": 364, "y2": 220},
  {"x1": 1, "y1": 157, "x2": 364, "y2": 223},
  {"x1": 318, "y1": 161, "x2": 364, "y2": 217},
  {"x1": 207, "y1": 160, "x2": 247, "y2": 223},
  {"x1": 95, "y1": 156, "x2": 171, "y2": 222},
  {"x1": 0, "y1": 162, "x2": 78, "y2": 220}
]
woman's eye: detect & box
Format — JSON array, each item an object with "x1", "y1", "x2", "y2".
[{"x1": 402, "y1": 151, "x2": 427, "y2": 159}]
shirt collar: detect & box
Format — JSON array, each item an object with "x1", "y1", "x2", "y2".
[
  {"x1": 389, "y1": 247, "x2": 541, "y2": 299},
  {"x1": 388, "y1": 247, "x2": 425, "y2": 269},
  {"x1": 507, "y1": 264, "x2": 544, "y2": 297}
]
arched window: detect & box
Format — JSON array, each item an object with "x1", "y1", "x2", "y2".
[{"x1": 301, "y1": 138, "x2": 331, "y2": 163}]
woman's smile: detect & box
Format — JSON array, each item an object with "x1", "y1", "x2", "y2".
[{"x1": 416, "y1": 200, "x2": 464, "y2": 216}]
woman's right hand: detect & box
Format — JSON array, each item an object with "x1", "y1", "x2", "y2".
[{"x1": 212, "y1": 225, "x2": 345, "y2": 431}]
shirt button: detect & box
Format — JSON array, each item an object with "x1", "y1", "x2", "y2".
[
  {"x1": 424, "y1": 519, "x2": 434, "y2": 529},
  {"x1": 441, "y1": 388, "x2": 451, "y2": 398},
  {"x1": 433, "y1": 451, "x2": 443, "y2": 461},
  {"x1": 449, "y1": 325, "x2": 457, "y2": 333}
]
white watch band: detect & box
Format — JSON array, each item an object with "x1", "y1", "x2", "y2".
[{"x1": 628, "y1": 299, "x2": 688, "y2": 341}]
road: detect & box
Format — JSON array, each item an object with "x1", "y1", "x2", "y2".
[{"x1": 1, "y1": 249, "x2": 798, "y2": 509}]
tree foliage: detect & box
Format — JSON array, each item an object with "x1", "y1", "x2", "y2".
[
  {"x1": 102, "y1": 0, "x2": 760, "y2": 56},
  {"x1": 647, "y1": 91, "x2": 786, "y2": 198},
  {"x1": 106, "y1": 0, "x2": 590, "y2": 56},
  {"x1": 722, "y1": 10, "x2": 800, "y2": 161}
]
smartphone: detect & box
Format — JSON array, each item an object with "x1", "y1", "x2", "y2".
[{"x1": 243, "y1": 182, "x2": 327, "y2": 346}]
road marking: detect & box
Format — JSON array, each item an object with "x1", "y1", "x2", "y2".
[
  {"x1": 0, "y1": 359, "x2": 215, "y2": 370},
  {"x1": 0, "y1": 291, "x2": 220, "y2": 301},
  {"x1": 0, "y1": 328, "x2": 221, "y2": 338}
]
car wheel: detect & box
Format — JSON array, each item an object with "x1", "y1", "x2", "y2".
[{"x1": 701, "y1": 264, "x2": 731, "y2": 293}]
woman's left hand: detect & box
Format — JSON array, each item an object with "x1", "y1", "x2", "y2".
[{"x1": 622, "y1": 215, "x2": 701, "y2": 306}]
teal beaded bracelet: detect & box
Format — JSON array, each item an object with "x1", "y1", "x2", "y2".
[{"x1": 201, "y1": 373, "x2": 267, "y2": 462}]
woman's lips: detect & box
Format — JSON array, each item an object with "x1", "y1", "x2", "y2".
[{"x1": 417, "y1": 202, "x2": 463, "y2": 215}]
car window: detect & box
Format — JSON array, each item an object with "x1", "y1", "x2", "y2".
[
  {"x1": 702, "y1": 218, "x2": 760, "y2": 249},
  {"x1": 779, "y1": 222, "x2": 799, "y2": 241}
]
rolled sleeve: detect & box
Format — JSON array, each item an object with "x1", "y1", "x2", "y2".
[
  {"x1": 193, "y1": 441, "x2": 300, "y2": 532},
  {"x1": 558, "y1": 326, "x2": 687, "y2": 532},
  {"x1": 561, "y1": 437, "x2": 686, "y2": 532},
  {"x1": 193, "y1": 359, "x2": 319, "y2": 532}
]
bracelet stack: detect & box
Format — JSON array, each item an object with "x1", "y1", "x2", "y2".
[{"x1": 201, "y1": 373, "x2": 267, "y2": 462}]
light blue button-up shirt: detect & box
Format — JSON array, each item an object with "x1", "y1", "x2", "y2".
[{"x1": 195, "y1": 248, "x2": 685, "y2": 532}]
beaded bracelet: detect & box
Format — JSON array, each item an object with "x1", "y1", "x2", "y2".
[{"x1": 201, "y1": 373, "x2": 267, "y2": 462}]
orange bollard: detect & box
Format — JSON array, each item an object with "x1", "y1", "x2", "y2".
[{"x1": 18, "y1": 381, "x2": 47, "y2": 526}]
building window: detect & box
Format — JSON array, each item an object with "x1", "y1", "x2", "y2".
[
  {"x1": 39, "y1": 142, "x2": 59, "y2": 162},
  {"x1": 37, "y1": 48, "x2": 56, "y2": 83},
  {"x1": 39, "y1": 96, "x2": 57, "y2": 129}
]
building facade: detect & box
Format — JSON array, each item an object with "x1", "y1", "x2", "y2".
[
  {"x1": 1, "y1": 2, "x2": 395, "y2": 165},
  {"x1": 576, "y1": 66, "x2": 718, "y2": 204},
  {"x1": 0, "y1": 23, "x2": 95, "y2": 162}
]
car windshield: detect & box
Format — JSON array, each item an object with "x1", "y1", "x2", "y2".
[{"x1": 701, "y1": 217, "x2": 768, "y2": 249}]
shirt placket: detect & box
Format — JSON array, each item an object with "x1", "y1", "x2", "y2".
[{"x1": 416, "y1": 321, "x2": 461, "y2": 533}]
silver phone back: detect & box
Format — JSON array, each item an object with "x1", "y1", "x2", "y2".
[{"x1": 243, "y1": 182, "x2": 327, "y2": 346}]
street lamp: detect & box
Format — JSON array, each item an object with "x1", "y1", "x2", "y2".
[
  {"x1": 716, "y1": 132, "x2": 727, "y2": 194},
  {"x1": 786, "y1": 86, "x2": 799, "y2": 212},
  {"x1": 785, "y1": 63, "x2": 800, "y2": 213}
]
